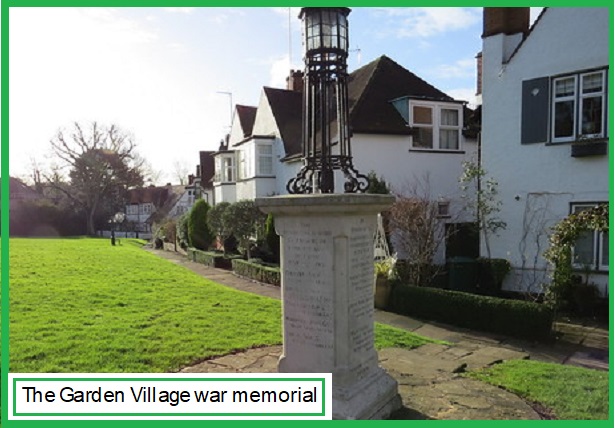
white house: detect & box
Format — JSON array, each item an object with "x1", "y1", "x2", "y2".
[
  {"x1": 212, "y1": 56, "x2": 480, "y2": 263},
  {"x1": 480, "y1": 8, "x2": 609, "y2": 295},
  {"x1": 124, "y1": 184, "x2": 185, "y2": 238}
]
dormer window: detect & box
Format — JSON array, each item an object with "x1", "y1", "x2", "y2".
[{"x1": 410, "y1": 102, "x2": 462, "y2": 151}]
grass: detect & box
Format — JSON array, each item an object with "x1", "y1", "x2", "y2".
[
  {"x1": 9, "y1": 237, "x2": 437, "y2": 373},
  {"x1": 466, "y1": 359, "x2": 609, "y2": 420}
]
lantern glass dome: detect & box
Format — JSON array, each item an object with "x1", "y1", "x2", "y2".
[{"x1": 303, "y1": 8, "x2": 349, "y2": 54}]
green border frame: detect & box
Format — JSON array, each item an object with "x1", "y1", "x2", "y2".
[
  {"x1": 12, "y1": 377, "x2": 327, "y2": 417},
  {"x1": 1, "y1": 1, "x2": 613, "y2": 427}
]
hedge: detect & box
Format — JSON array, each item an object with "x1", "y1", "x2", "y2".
[
  {"x1": 388, "y1": 284, "x2": 554, "y2": 341},
  {"x1": 231, "y1": 259, "x2": 281, "y2": 287},
  {"x1": 187, "y1": 248, "x2": 235, "y2": 270}
]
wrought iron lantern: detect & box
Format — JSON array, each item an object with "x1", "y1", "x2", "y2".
[{"x1": 287, "y1": 7, "x2": 368, "y2": 194}]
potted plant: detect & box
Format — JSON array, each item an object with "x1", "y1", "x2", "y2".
[{"x1": 374, "y1": 256, "x2": 396, "y2": 310}]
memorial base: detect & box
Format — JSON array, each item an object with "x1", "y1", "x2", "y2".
[{"x1": 256, "y1": 194, "x2": 401, "y2": 420}]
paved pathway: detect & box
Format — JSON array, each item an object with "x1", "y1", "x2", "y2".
[{"x1": 148, "y1": 248, "x2": 609, "y2": 420}]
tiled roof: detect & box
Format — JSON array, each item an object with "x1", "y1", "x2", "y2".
[
  {"x1": 263, "y1": 87, "x2": 303, "y2": 159},
  {"x1": 145, "y1": 185, "x2": 185, "y2": 224},
  {"x1": 128, "y1": 185, "x2": 174, "y2": 206},
  {"x1": 348, "y1": 55, "x2": 454, "y2": 135},
  {"x1": 199, "y1": 151, "x2": 215, "y2": 186},
  {"x1": 236, "y1": 105, "x2": 257, "y2": 138}
]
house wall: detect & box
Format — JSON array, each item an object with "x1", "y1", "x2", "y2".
[
  {"x1": 352, "y1": 133, "x2": 476, "y2": 215},
  {"x1": 214, "y1": 183, "x2": 237, "y2": 205},
  {"x1": 125, "y1": 202, "x2": 154, "y2": 232},
  {"x1": 168, "y1": 190, "x2": 195, "y2": 218},
  {"x1": 251, "y1": 93, "x2": 278, "y2": 137},
  {"x1": 482, "y1": 8, "x2": 609, "y2": 296},
  {"x1": 275, "y1": 157, "x2": 303, "y2": 196}
]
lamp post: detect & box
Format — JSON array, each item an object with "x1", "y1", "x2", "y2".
[
  {"x1": 287, "y1": 7, "x2": 368, "y2": 194},
  {"x1": 110, "y1": 212, "x2": 125, "y2": 246}
]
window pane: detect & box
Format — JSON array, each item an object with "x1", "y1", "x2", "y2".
[
  {"x1": 260, "y1": 158, "x2": 273, "y2": 175},
  {"x1": 413, "y1": 128, "x2": 433, "y2": 148},
  {"x1": 439, "y1": 129, "x2": 459, "y2": 150},
  {"x1": 554, "y1": 100, "x2": 575, "y2": 138},
  {"x1": 441, "y1": 109, "x2": 459, "y2": 126},
  {"x1": 573, "y1": 231, "x2": 595, "y2": 266},
  {"x1": 581, "y1": 96, "x2": 602, "y2": 135},
  {"x1": 601, "y1": 233, "x2": 608, "y2": 267},
  {"x1": 582, "y1": 73, "x2": 603, "y2": 94},
  {"x1": 258, "y1": 145, "x2": 273, "y2": 155},
  {"x1": 413, "y1": 106, "x2": 432, "y2": 124},
  {"x1": 555, "y1": 77, "x2": 575, "y2": 97}
]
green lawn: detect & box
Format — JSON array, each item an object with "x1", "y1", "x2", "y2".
[
  {"x1": 466, "y1": 359, "x2": 609, "y2": 420},
  {"x1": 9, "y1": 238, "x2": 437, "y2": 373}
]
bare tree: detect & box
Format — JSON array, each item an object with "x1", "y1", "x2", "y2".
[
  {"x1": 172, "y1": 160, "x2": 191, "y2": 185},
  {"x1": 46, "y1": 122, "x2": 145, "y2": 235},
  {"x1": 389, "y1": 175, "x2": 457, "y2": 287}
]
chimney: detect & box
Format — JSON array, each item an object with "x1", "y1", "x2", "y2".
[
  {"x1": 188, "y1": 174, "x2": 195, "y2": 185},
  {"x1": 286, "y1": 69, "x2": 304, "y2": 92},
  {"x1": 475, "y1": 52, "x2": 483, "y2": 96},
  {"x1": 483, "y1": 8, "x2": 530, "y2": 38},
  {"x1": 482, "y1": 8, "x2": 529, "y2": 65}
]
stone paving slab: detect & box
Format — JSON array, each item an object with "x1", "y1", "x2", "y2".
[
  {"x1": 148, "y1": 248, "x2": 609, "y2": 419},
  {"x1": 180, "y1": 345, "x2": 541, "y2": 419}
]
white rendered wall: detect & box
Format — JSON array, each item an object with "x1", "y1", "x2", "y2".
[{"x1": 482, "y1": 8, "x2": 609, "y2": 295}]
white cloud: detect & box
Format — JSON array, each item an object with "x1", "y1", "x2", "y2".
[
  {"x1": 205, "y1": 8, "x2": 247, "y2": 25},
  {"x1": 271, "y1": 7, "x2": 302, "y2": 21},
  {"x1": 445, "y1": 87, "x2": 478, "y2": 108},
  {"x1": 8, "y1": 7, "x2": 219, "y2": 179},
  {"x1": 162, "y1": 8, "x2": 195, "y2": 14},
  {"x1": 435, "y1": 58, "x2": 476, "y2": 79},
  {"x1": 373, "y1": 7, "x2": 481, "y2": 38},
  {"x1": 269, "y1": 55, "x2": 302, "y2": 88}
]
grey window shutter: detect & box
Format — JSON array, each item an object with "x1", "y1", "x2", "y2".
[{"x1": 521, "y1": 77, "x2": 549, "y2": 144}]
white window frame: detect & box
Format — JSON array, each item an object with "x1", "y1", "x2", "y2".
[
  {"x1": 571, "y1": 203, "x2": 608, "y2": 272},
  {"x1": 410, "y1": 101, "x2": 462, "y2": 151},
  {"x1": 551, "y1": 70, "x2": 606, "y2": 143},
  {"x1": 237, "y1": 149, "x2": 246, "y2": 180},
  {"x1": 214, "y1": 154, "x2": 236, "y2": 183}
]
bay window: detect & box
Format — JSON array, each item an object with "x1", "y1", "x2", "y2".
[
  {"x1": 571, "y1": 203, "x2": 608, "y2": 271},
  {"x1": 257, "y1": 144, "x2": 274, "y2": 176},
  {"x1": 214, "y1": 154, "x2": 236, "y2": 183}
]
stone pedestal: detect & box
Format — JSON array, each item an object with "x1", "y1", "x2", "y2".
[{"x1": 256, "y1": 194, "x2": 401, "y2": 420}]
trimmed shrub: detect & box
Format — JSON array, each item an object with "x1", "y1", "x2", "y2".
[
  {"x1": 188, "y1": 199, "x2": 214, "y2": 251},
  {"x1": 388, "y1": 284, "x2": 554, "y2": 341},
  {"x1": 187, "y1": 248, "x2": 238, "y2": 269},
  {"x1": 232, "y1": 259, "x2": 281, "y2": 286},
  {"x1": 477, "y1": 258, "x2": 511, "y2": 296}
]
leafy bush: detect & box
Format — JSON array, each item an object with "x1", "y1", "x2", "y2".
[
  {"x1": 232, "y1": 259, "x2": 281, "y2": 286},
  {"x1": 389, "y1": 284, "x2": 554, "y2": 341},
  {"x1": 155, "y1": 219, "x2": 177, "y2": 243},
  {"x1": 543, "y1": 203, "x2": 607, "y2": 310},
  {"x1": 207, "y1": 202, "x2": 232, "y2": 253},
  {"x1": 176, "y1": 213, "x2": 189, "y2": 250},
  {"x1": 264, "y1": 213, "x2": 280, "y2": 263},
  {"x1": 188, "y1": 199, "x2": 214, "y2": 251},
  {"x1": 223, "y1": 200, "x2": 265, "y2": 259},
  {"x1": 477, "y1": 258, "x2": 511, "y2": 296}
]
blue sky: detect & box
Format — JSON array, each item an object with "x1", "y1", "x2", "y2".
[{"x1": 8, "y1": 7, "x2": 542, "y2": 182}]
